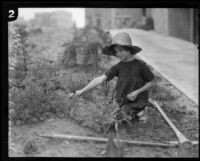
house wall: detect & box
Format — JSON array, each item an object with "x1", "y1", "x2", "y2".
[
  {"x1": 148, "y1": 8, "x2": 196, "y2": 42},
  {"x1": 85, "y1": 8, "x2": 198, "y2": 43},
  {"x1": 168, "y1": 8, "x2": 194, "y2": 42},
  {"x1": 149, "y1": 8, "x2": 169, "y2": 35}
]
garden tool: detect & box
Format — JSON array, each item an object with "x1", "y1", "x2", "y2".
[
  {"x1": 103, "y1": 80, "x2": 136, "y2": 135},
  {"x1": 23, "y1": 131, "x2": 41, "y2": 156},
  {"x1": 23, "y1": 138, "x2": 38, "y2": 155},
  {"x1": 105, "y1": 133, "x2": 123, "y2": 157},
  {"x1": 149, "y1": 99, "x2": 193, "y2": 157},
  {"x1": 36, "y1": 132, "x2": 198, "y2": 147}
]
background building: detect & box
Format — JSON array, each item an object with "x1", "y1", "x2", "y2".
[
  {"x1": 146, "y1": 8, "x2": 198, "y2": 44},
  {"x1": 85, "y1": 8, "x2": 143, "y2": 29},
  {"x1": 29, "y1": 11, "x2": 74, "y2": 30},
  {"x1": 85, "y1": 8, "x2": 199, "y2": 44}
]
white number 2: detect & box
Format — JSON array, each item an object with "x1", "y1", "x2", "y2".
[{"x1": 9, "y1": 10, "x2": 15, "y2": 18}]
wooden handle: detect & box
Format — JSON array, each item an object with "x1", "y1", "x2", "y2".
[
  {"x1": 36, "y1": 133, "x2": 199, "y2": 148},
  {"x1": 149, "y1": 99, "x2": 190, "y2": 144}
]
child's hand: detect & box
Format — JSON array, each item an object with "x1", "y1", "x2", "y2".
[
  {"x1": 127, "y1": 91, "x2": 139, "y2": 101},
  {"x1": 69, "y1": 90, "x2": 83, "y2": 99}
]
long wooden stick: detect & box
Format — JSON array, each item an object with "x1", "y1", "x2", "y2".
[
  {"x1": 149, "y1": 99, "x2": 190, "y2": 144},
  {"x1": 149, "y1": 99, "x2": 195, "y2": 157},
  {"x1": 36, "y1": 133, "x2": 198, "y2": 148}
]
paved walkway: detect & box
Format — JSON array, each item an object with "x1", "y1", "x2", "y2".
[{"x1": 109, "y1": 29, "x2": 198, "y2": 105}]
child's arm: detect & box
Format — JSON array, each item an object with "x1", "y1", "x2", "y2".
[
  {"x1": 127, "y1": 80, "x2": 155, "y2": 101},
  {"x1": 69, "y1": 74, "x2": 107, "y2": 98}
]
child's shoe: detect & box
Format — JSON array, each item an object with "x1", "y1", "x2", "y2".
[{"x1": 137, "y1": 107, "x2": 148, "y2": 123}]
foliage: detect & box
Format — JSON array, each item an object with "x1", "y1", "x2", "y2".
[
  {"x1": 10, "y1": 77, "x2": 67, "y2": 125},
  {"x1": 9, "y1": 63, "x2": 117, "y2": 134},
  {"x1": 9, "y1": 68, "x2": 97, "y2": 125},
  {"x1": 59, "y1": 26, "x2": 111, "y2": 72},
  {"x1": 9, "y1": 21, "x2": 36, "y2": 80}
]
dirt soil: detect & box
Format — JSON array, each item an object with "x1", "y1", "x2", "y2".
[
  {"x1": 9, "y1": 72, "x2": 199, "y2": 157},
  {"x1": 9, "y1": 113, "x2": 198, "y2": 157}
]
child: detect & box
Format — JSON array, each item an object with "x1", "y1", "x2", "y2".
[{"x1": 69, "y1": 32, "x2": 155, "y2": 121}]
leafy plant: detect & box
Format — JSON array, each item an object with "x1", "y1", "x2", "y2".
[{"x1": 9, "y1": 20, "x2": 36, "y2": 80}]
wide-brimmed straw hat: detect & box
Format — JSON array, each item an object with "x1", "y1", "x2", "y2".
[{"x1": 102, "y1": 32, "x2": 142, "y2": 56}]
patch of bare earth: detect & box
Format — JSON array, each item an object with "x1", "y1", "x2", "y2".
[{"x1": 10, "y1": 69, "x2": 198, "y2": 157}]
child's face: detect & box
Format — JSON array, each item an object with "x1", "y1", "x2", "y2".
[{"x1": 113, "y1": 45, "x2": 131, "y2": 61}]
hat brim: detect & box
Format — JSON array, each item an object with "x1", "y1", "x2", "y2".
[{"x1": 102, "y1": 43, "x2": 142, "y2": 56}]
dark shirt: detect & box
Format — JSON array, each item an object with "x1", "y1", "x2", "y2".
[{"x1": 104, "y1": 58, "x2": 154, "y2": 108}]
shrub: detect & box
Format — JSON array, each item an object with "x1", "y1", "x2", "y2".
[{"x1": 9, "y1": 76, "x2": 70, "y2": 125}]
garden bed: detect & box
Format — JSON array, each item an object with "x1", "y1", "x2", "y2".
[{"x1": 9, "y1": 67, "x2": 199, "y2": 157}]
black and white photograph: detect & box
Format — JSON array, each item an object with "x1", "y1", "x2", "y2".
[{"x1": 4, "y1": 4, "x2": 199, "y2": 158}]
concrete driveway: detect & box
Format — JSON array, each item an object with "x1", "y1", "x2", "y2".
[{"x1": 109, "y1": 29, "x2": 198, "y2": 105}]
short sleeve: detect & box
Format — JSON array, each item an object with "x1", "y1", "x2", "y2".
[
  {"x1": 140, "y1": 61, "x2": 154, "y2": 82},
  {"x1": 104, "y1": 63, "x2": 119, "y2": 81}
]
